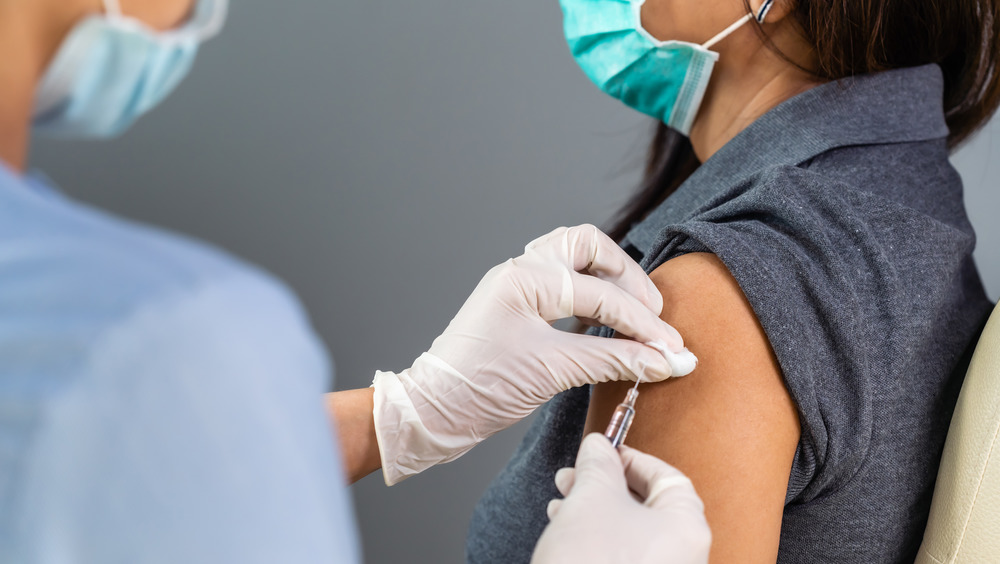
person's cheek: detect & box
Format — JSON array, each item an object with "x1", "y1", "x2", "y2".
[
  {"x1": 118, "y1": 0, "x2": 196, "y2": 31},
  {"x1": 639, "y1": 0, "x2": 681, "y2": 41},
  {"x1": 640, "y1": 0, "x2": 744, "y2": 44}
]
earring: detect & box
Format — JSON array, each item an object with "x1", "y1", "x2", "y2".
[{"x1": 756, "y1": 0, "x2": 775, "y2": 23}]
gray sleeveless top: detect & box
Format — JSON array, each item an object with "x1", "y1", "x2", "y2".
[{"x1": 466, "y1": 64, "x2": 994, "y2": 563}]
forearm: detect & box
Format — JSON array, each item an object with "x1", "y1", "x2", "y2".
[{"x1": 325, "y1": 388, "x2": 382, "y2": 484}]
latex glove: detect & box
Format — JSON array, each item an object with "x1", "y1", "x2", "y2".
[
  {"x1": 533, "y1": 433, "x2": 711, "y2": 564},
  {"x1": 373, "y1": 225, "x2": 697, "y2": 485}
]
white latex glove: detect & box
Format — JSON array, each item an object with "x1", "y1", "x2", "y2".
[
  {"x1": 372, "y1": 225, "x2": 697, "y2": 485},
  {"x1": 533, "y1": 433, "x2": 711, "y2": 564}
]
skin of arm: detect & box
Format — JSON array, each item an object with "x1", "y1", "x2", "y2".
[
  {"x1": 583, "y1": 252, "x2": 801, "y2": 562},
  {"x1": 325, "y1": 389, "x2": 382, "y2": 484}
]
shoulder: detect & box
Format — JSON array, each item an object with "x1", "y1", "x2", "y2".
[
  {"x1": 757, "y1": 139, "x2": 974, "y2": 241},
  {"x1": 669, "y1": 159, "x2": 977, "y2": 279},
  {"x1": 5, "y1": 273, "x2": 349, "y2": 562},
  {"x1": 0, "y1": 177, "x2": 329, "y2": 399},
  {"x1": 644, "y1": 253, "x2": 786, "y2": 423},
  {"x1": 0, "y1": 180, "x2": 310, "y2": 341},
  {"x1": 641, "y1": 147, "x2": 988, "y2": 500},
  {"x1": 646, "y1": 253, "x2": 742, "y2": 320},
  {"x1": 0, "y1": 181, "x2": 332, "y2": 474},
  {"x1": 0, "y1": 185, "x2": 350, "y2": 562},
  {"x1": 802, "y1": 138, "x2": 972, "y2": 228}
]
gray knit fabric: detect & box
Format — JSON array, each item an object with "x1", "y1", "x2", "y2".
[{"x1": 466, "y1": 64, "x2": 993, "y2": 563}]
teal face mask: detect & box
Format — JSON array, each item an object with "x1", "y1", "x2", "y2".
[
  {"x1": 561, "y1": 0, "x2": 773, "y2": 135},
  {"x1": 33, "y1": 0, "x2": 228, "y2": 139}
]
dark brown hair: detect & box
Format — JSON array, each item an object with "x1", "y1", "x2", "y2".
[{"x1": 606, "y1": 0, "x2": 1000, "y2": 242}]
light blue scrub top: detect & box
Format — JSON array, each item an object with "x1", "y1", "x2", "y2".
[{"x1": 0, "y1": 163, "x2": 361, "y2": 563}]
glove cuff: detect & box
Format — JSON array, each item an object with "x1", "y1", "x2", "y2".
[{"x1": 371, "y1": 353, "x2": 480, "y2": 486}]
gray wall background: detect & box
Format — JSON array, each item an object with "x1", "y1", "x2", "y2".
[{"x1": 29, "y1": 0, "x2": 1000, "y2": 562}]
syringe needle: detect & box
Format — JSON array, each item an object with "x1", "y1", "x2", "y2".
[{"x1": 630, "y1": 373, "x2": 642, "y2": 393}]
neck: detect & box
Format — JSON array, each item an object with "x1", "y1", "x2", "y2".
[
  {"x1": 688, "y1": 30, "x2": 822, "y2": 163},
  {"x1": 0, "y1": 2, "x2": 90, "y2": 173}
]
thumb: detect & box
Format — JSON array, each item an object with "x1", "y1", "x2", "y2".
[
  {"x1": 554, "y1": 467, "x2": 576, "y2": 497},
  {"x1": 568, "y1": 433, "x2": 628, "y2": 497}
]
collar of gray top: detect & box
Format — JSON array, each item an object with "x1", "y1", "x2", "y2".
[{"x1": 623, "y1": 63, "x2": 950, "y2": 255}]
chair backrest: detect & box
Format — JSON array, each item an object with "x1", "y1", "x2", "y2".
[{"x1": 916, "y1": 304, "x2": 1000, "y2": 563}]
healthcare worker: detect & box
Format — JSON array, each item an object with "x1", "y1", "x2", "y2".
[{"x1": 0, "y1": 0, "x2": 711, "y2": 563}]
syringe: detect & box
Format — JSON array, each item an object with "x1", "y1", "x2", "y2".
[{"x1": 603, "y1": 377, "x2": 641, "y2": 448}]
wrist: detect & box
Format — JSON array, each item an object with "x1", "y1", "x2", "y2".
[
  {"x1": 325, "y1": 388, "x2": 381, "y2": 484},
  {"x1": 372, "y1": 357, "x2": 484, "y2": 485}
]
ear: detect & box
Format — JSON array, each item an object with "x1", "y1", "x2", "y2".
[{"x1": 749, "y1": 0, "x2": 794, "y2": 24}]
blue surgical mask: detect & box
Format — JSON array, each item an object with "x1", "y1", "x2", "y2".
[
  {"x1": 33, "y1": 0, "x2": 228, "y2": 138},
  {"x1": 561, "y1": 0, "x2": 773, "y2": 135}
]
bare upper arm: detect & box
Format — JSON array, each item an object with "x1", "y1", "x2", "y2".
[{"x1": 583, "y1": 252, "x2": 801, "y2": 562}]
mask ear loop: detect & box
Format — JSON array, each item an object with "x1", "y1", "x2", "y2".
[
  {"x1": 99, "y1": 0, "x2": 226, "y2": 44},
  {"x1": 189, "y1": 0, "x2": 229, "y2": 42},
  {"x1": 161, "y1": 0, "x2": 230, "y2": 43},
  {"x1": 701, "y1": 0, "x2": 776, "y2": 50},
  {"x1": 103, "y1": 0, "x2": 122, "y2": 16},
  {"x1": 702, "y1": 14, "x2": 752, "y2": 50}
]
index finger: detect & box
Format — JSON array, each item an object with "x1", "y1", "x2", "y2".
[{"x1": 525, "y1": 224, "x2": 663, "y2": 315}]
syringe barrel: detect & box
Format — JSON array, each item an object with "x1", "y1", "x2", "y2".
[{"x1": 604, "y1": 402, "x2": 636, "y2": 448}]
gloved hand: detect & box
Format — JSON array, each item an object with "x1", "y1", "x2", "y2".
[
  {"x1": 532, "y1": 433, "x2": 711, "y2": 564},
  {"x1": 372, "y1": 224, "x2": 697, "y2": 485}
]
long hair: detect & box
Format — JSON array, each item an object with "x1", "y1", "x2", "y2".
[{"x1": 606, "y1": 0, "x2": 1000, "y2": 243}]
